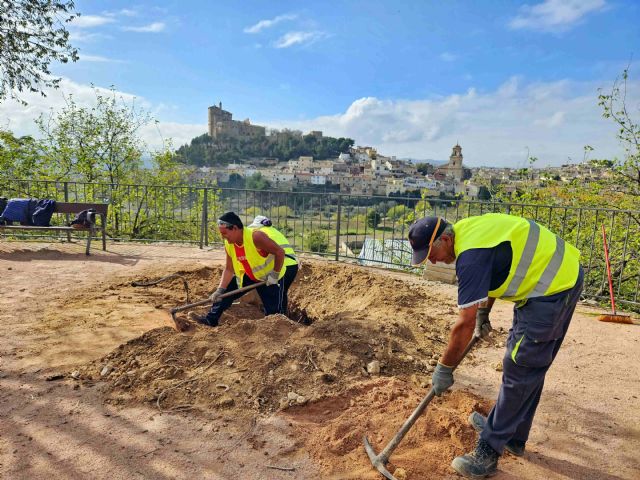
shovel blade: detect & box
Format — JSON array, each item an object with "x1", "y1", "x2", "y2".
[{"x1": 363, "y1": 436, "x2": 397, "y2": 480}]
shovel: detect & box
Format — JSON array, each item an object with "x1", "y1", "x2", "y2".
[
  {"x1": 364, "y1": 333, "x2": 481, "y2": 480},
  {"x1": 165, "y1": 281, "x2": 267, "y2": 331}
]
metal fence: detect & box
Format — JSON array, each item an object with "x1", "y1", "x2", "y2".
[{"x1": 2, "y1": 178, "x2": 639, "y2": 308}]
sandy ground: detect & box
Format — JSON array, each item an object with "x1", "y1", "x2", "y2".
[{"x1": 0, "y1": 240, "x2": 638, "y2": 480}]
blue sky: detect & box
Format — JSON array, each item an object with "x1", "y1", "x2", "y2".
[{"x1": 2, "y1": 0, "x2": 639, "y2": 166}]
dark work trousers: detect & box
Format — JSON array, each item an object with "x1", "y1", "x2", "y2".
[
  {"x1": 481, "y1": 267, "x2": 584, "y2": 454},
  {"x1": 204, "y1": 264, "x2": 299, "y2": 326}
]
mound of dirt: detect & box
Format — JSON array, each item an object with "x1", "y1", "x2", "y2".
[
  {"x1": 74, "y1": 260, "x2": 494, "y2": 477},
  {"x1": 76, "y1": 262, "x2": 471, "y2": 413},
  {"x1": 286, "y1": 380, "x2": 489, "y2": 478}
]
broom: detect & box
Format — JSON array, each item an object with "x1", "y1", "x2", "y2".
[{"x1": 597, "y1": 224, "x2": 635, "y2": 324}]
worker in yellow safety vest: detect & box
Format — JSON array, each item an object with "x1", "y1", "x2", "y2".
[
  {"x1": 189, "y1": 212, "x2": 298, "y2": 327},
  {"x1": 408, "y1": 213, "x2": 583, "y2": 478}
]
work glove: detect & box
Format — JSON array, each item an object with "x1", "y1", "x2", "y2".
[
  {"x1": 209, "y1": 287, "x2": 226, "y2": 303},
  {"x1": 265, "y1": 270, "x2": 280, "y2": 286},
  {"x1": 474, "y1": 306, "x2": 493, "y2": 340},
  {"x1": 431, "y1": 362, "x2": 454, "y2": 396}
]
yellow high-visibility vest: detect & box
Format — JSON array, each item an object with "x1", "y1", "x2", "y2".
[
  {"x1": 225, "y1": 226, "x2": 297, "y2": 286},
  {"x1": 453, "y1": 213, "x2": 580, "y2": 301}
]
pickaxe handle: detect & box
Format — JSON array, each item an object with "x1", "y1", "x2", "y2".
[
  {"x1": 170, "y1": 281, "x2": 267, "y2": 315},
  {"x1": 364, "y1": 333, "x2": 481, "y2": 480}
]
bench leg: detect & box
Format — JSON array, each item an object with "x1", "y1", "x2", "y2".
[
  {"x1": 86, "y1": 228, "x2": 94, "y2": 255},
  {"x1": 101, "y1": 215, "x2": 106, "y2": 251}
]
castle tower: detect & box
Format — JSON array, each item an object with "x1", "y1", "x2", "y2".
[
  {"x1": 208, "y1": 102, "x2": 232, "y2": 139},
  {"x1": 448, "y1": 143, "x2": 463, "y2": 181}
]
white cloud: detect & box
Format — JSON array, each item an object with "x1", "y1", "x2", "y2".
[
  {"x1": 123, "y1": 22, "x2": 166, "y2": 33},
  {"x1": 0, "y1": 79, "x2": 204, "y2": 152},
  {"x1": 265, "y1": 77, "x2": 634, "y2": 167},
  {"x1": 78, "y1": 53, "x2": 125, "y2": 63},
  {"x1": 2, "y1": 76, "x2": 634, "y2": 168},
  {"x1": 440, "y1": 52, "x2": 458, "y2": 62},
  {"x1": 118, "y1": 9, "x2": 138, "y2": 17},
  {"x1": 509, "y1": 0, "x2": 607, "y2": 32},
  {"x1": 69, "y1": 31, "x2": 110, "y2": 42},
  {"x1": 244, "y1": 14, "x2": 297, "y2": 34},
  {"x1": 535, "y1": 111, "x2": 565, "y2": 127},
  {"x1": 70, "y1": 15, "x2": 115, "y2": 28},
  {"x1": 274, "y1": 31, "x2": 324, "y2": 48}
]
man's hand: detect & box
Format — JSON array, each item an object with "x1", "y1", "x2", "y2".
[
  {"x1": 431, "y1": 362, "x2": 454, "y2": 396},
  {"x1": 265, "y1": 271, "x2": 280, "y2": 286},
  {"x1": 474, "y1": 306, "x2": 493, "y2": 340},
  {"x1": 209, "y1": 287, "x2": 226, "y2": 303}
]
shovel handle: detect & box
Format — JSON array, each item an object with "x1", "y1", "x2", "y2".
[{"x1": 170, "y1": 281, "x2": 267, "y2": 315}]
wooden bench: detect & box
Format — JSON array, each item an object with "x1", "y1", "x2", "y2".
[{"x1": 0, "y1": 202, "x2": 108, "y2": 255}]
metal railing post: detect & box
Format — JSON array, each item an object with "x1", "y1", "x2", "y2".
[
  {"x1": 63, "y1": 181, "x2": 71, "y2": 242},
  {"x1": 200, "y1": 187, "x2": 208, "y2": 249},
  {"x1": 335, "y1": 194, "x2": 342, "y2": 261}
]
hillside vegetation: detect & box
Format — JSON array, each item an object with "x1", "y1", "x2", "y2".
[{"x1": 175, "y1": 131, "x2": 354, "y2": 166}]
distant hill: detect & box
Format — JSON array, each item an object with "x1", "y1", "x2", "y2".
[{"x1": 175, "y1": 132, "x2": 354, "y2": 167}]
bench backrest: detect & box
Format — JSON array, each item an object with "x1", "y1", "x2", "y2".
[{"x1": 54, "y1": 202, "x2": 109, "y2": 215}]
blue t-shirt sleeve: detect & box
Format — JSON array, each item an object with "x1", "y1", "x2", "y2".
[{"x1": 456, "y1": 249, "x2": 494, "y2": 308}]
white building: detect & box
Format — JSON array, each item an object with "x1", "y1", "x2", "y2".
[{"x1": 311, "y1": 175, "x2": 327, "y2": 185}]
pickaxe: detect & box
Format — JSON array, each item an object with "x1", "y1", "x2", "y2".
[{"x1": 363, "y1": 332, "x2": 481, "y2": 479}]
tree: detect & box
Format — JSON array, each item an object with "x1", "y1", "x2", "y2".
[
  {"x1": 245, "y1": 172, "x2": 271, "y2": 190},
  {"x1": 36, "y1": 86, "x2": 151, "y2": 184},
  {"x1": 0, "y1": 129, "x2": 45, "y2": 182},
  {"x1": 306, "y1": 231, "x2": 328, "y2": 253},
  {"x1": 598, "y1": 67, "x2": 640, "y2": 198},
  {"x1": 366, "y1": 209, "x2": 381, "y2": 229},
  {"x1": 415, "y1": 162, "x2": 433, "y2": 175},
  {"x1": 477, "y1": 186, "x2": 492, "y2": 201},
  {"x1": 0, "y1": 0, "x2": 79, "y2": 103}
]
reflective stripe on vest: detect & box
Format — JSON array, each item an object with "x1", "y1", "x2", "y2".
[{"x1": 453, "y1": 213, "x2": 580, "y2": 302}]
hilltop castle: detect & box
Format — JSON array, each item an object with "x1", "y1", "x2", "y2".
[{"x1": 208, "y1": 102, "x2": 266, "y2": 140}]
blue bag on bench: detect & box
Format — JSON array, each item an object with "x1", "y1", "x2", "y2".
[
  {"x1": 31, "y1": 199, "x2": 56, "y2": 226},
  {"x1": 1, "y1": 198, "x2": 30, "y2": 224}
]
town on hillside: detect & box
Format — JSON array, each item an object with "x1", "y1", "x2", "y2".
[{"x1": 184, "y1": 103, "x2": 613, "y2": 200}]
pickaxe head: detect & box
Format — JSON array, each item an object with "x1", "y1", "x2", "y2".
[{"x1": 363, "y1": 436, "x2": 397, "y2": 480}]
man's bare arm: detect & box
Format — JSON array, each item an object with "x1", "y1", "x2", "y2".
[{"x1": 441, "y1": 304, "x2": 478, "y2": 367}]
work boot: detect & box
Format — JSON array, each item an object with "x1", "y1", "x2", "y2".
[
  {"x1": 468, "y1": 412, "x2": 526, "y2": 457},
  {"x1": 187, "y1": 311, "x2": 218, "y2": 327},
  {"x1": 451, "y1": 438, "x2": 498, "y2": 478}
]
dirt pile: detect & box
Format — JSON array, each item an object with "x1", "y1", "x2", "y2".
[
  {"x1": 77, "y1": 262, "x2": 468, "y2": 412},
  {"x1": 73, "y1": 260, "x2": 494, "y2": 477},
  {"x1": 287, "y1": 380, "x2": 488, "y2": 478}
]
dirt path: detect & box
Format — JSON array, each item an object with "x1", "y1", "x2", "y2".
[{"x1": 0, "y1": 241, "x2": 638, "y2": 479}]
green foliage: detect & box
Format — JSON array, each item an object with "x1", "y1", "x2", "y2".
[
  {"x1": 386, "y1": 204, "x2": 409, "y2": 221},
  {"x1": 415, "y1": 162, "x2": 434, "y2": 175},
  {"x1": 36, "y1": 86, "x2": 150, "y2": 184},
  {"x1": 0, "y1": 130, "x2": 45, "y2": 181},
  {"x1": 0, "y1": 0, "x2": 79, "y2": 103},
  {"x1": 175, "y1": 131, "x2": 354, "y2": 166},
  {"x1": 244, "y1": 206, "x2": 262, "y2": 218},
  {"x1": 306, "y1": 230, "x2": 328, "y2": 253},
  {"x1": 272, "y1": 205, "x2": 294, "y2": 218},
  {"x1": 366, "y1": 209, "x2": 382, "y2": 229},
  {"x1": 477, "y1": 186, "x2": 492, "y2": 201},
  {"x1": 245, "y1": 172, "x2": 271, "y2": 190},
  {"x1": 598, "y1": 68, "x2": 640, "y2": 198}
]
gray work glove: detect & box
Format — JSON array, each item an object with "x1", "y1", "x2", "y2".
[
  {"x1": 209, "y1": 287, "x2": 226, "y2": 303},
  {"x1": 265, "y1": 271, "x2": 280, "y2": 286},
  {"x1": 474, "y1": 306, "x2": 493, "y2": 340},
  {"x1": 431, "y1": 362, "x2": 454, "y2": 396}
]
